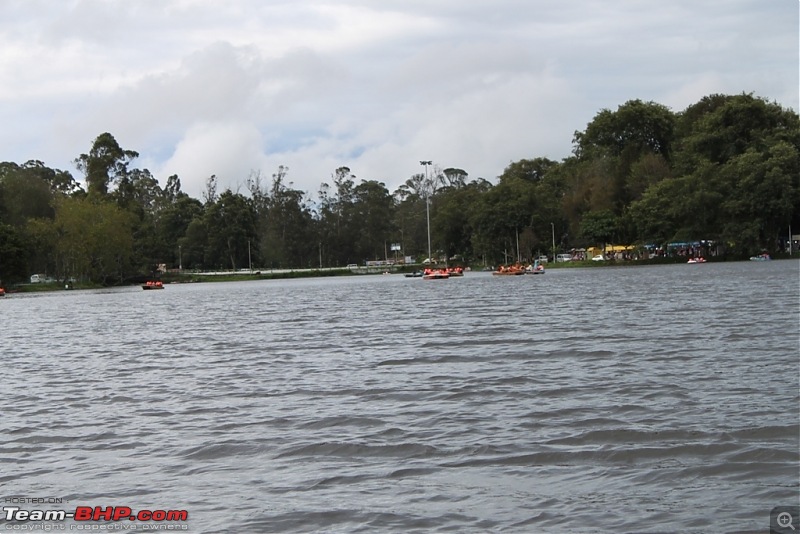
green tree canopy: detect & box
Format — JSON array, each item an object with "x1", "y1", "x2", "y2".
[{"x1": 75, "y1": 132, "x2": 139, "y2": 197}]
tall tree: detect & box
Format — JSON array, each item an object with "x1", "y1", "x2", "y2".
[
  {"x1": 0, "y1": 223, "x2": 28, "y2": 283},
  {"x1": 74, "y1": 133, "x2": 139, "y2": 197},
  {"x1": 160, "y1": 195, "x2": 203, "y2": 268},
  {"x1": 21, "y1": 160, "x2": 81, "y2": 196},
  {"x1": 204, "y1": 190, "x2": 257, "y2": 270},
  {"x1": 51, "y1": 197, "x2": 135, "y2": 283},
  {"x1": 0, "y1": 162, "x2": 55, "y2": 225},
  {"x1": 580, "y1": 210, "x2": 619, "y2": 250},
  {"x1": 572, "y1": 100, "x2": 676, "y2": 211},
  {"x1": 573, "y1": 99, "x2": 675, "y2": 160},
  {"x1": 442, "y1": 168, "x2": 469, "y2": 188},
  {"x1": 352, "y1": 180, "x2": 394, "y2": 261}
]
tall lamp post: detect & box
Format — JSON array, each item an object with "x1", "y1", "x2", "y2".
[
  {"x1": 420, "y1": 160, "x2": 432, "y2": 262},
  {"x1": 551, "y1": 222, "x2": 556, "y2": 263}
]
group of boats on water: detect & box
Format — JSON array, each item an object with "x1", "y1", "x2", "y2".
[
  {"x1": 492, "y1": 261, "x2": 545, "y2": 276},
  {"x1": 687, "y1": 253, "x2": 771, "y2": 264},
  {"x1": 0, "y1": 252, "x2": 781, "y2": 295},
  {"x1": 405, "y1": 261, "x2": 546, "y2": 280},
  {"x1": 405, "y1": 266, "x2": 466, "y2": 280}
]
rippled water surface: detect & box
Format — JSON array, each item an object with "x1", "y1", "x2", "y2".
[{"x1": 2, "y1": 261, "x2": 799, "y2": 533}]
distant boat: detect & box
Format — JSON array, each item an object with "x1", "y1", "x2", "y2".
[
  {"x1": 142, "y1": 280, "x2": 164, "y2": 290},
  {"x1": 687, "y1": 257, "x2": 707, "y2": 264},
  {"x1": 749, "y1": 254, "x2": 771, "y2": 261},
  {"x1": 404, "y1": 271, "x2": 423, "y2": 278},
  {"x1": 525, "y1": 260, "x2": 545, "y2": 274},
  {"x1": 492, "y1": 265, "x2": 526, "y2": 276},
  {"x1": 422, "y1": 268, "x2": 450, "y2": 280}
]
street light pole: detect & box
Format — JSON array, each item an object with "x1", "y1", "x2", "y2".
[
  {"x1": 551, "y1": 222, "x2": 556, "y2": 263},
  {"x1": 420, "y1": 160, "x2": 432, "y2": 262}
]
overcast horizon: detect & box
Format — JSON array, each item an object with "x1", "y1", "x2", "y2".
[{"x1": 1, "y1": 0, "x2": 797, "y2": 200}]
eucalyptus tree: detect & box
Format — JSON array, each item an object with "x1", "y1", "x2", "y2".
[
  {"x1": 204, "y1": 189, "x2": 258, "y2": 270},
  {"x1": 351, "y1": 179, "x2": 394, "y2": 262},
  {"x1": 392, "y1": 172, "x2": 438, "y2": 260},
  {"x1": 160, "y1": 194, "x2": 203, "y2": 269},
  {"x1": 203, "y1": 174, "x2": 219, "y2": 205},
  {"x1": 441, "y1": 168, "x2": 468, "y2": 189},
  {"x1": 392, "y1": 180, "x2": 423, "y2": 261},
  {"x1": 164, "y1": 175, "x2": 183, "y2": 203},
  {"x1": 325, "y1": 166, "x2": 358, "y2": 265},
  {"x1": 179, "y1": 217, "x2": 209, "y2": 270},
  {"x1": 431, "y1": 178, "x2": 485, "y2": 263},
  {"x1": 74, "y1": 132, "x2": 139, "y2": 197},
  {"x1": 249, "y1": 165, "x2": 316, "y2": 268}
]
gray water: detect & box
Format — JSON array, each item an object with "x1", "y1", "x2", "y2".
[{"x1": 2, "y1": 261, "x2": 798, "y2": 533}]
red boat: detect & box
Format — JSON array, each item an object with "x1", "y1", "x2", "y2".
[
  {"x1": 493, "y1": 264, "x2": 526, "y2": 276},
  {"x1": 142, "y1": 280, "x2": 164, "y2": 290},
  {"x1": 422, "y1": 268, "x2": 450, "y2": 280}
]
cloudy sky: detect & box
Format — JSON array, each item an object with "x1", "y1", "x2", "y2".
[{"x1": 1, "y1": 0, "x2": 797, "y2": 200}]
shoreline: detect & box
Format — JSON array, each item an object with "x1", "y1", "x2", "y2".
[{"x1": 4, "y1": 255, "x2": 795, "y2": 293}]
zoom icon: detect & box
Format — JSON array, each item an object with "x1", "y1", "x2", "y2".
[{"x1": 772, "y1": 506, "x2": 800, "y2": 533}]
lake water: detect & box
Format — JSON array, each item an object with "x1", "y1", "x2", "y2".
[{"x1": 2, "y1": 261, "x2": 798, "y2": 533}]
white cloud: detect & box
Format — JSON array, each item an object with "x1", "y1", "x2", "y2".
[
  {"x1": 0, "y1": 0, "x2": 796, "y2": 199},
  {"x1": 157, "y1": 121, "x2": 268, "y2": 199}
]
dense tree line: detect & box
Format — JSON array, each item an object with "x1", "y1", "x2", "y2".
[{"x1": 0, "y1": 92, "x2": 797, "y2": 284}]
